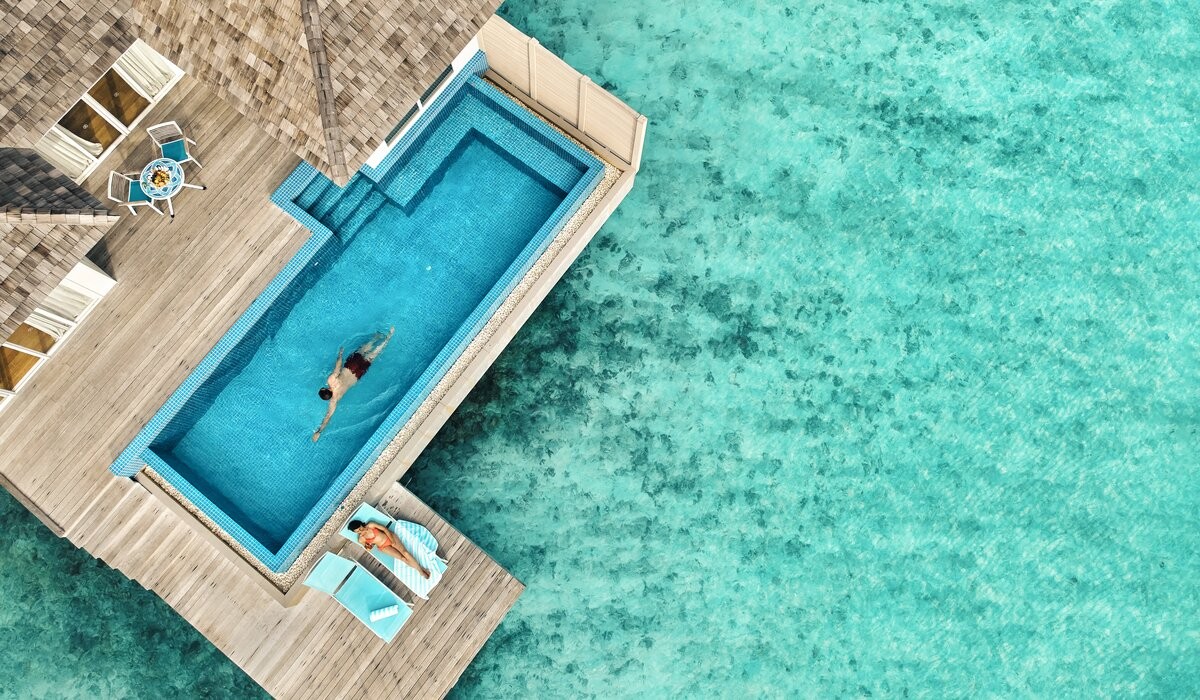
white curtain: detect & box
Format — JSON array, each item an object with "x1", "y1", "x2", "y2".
[
  {"x1": 39, "y1": 282, "x2": 95, "y2": 323},
  {"x1": 33, "y1": 126, "x2": 95, "y2": 180},
  {"x1": 54, "y1": 124, "x2": 103, "y2": 156},
  {"x1": 24, "y1": 309, "x2": 72, "y2": 341},
  {"x1": 32, "y1": 41, "x2": 180, "y2": 181},
  {"x1": 115, "y1": 40, "x2": 176, "y2": 99}
]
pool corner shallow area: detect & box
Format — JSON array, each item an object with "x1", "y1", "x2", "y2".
[{"x1": 109, "y1": 56, "x2": 604, "y2": 573}]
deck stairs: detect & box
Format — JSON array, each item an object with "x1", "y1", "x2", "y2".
[{"x1": 66, "y1": 476, "x2": 236, "y2": 605}]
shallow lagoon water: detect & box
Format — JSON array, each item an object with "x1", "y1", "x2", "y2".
[
  {"x1": 0, "y1": 491, "x2": 264, "y2": 698},
  {"x1": 3, "y1": 0, "x2": 1200, "y2": 696}
]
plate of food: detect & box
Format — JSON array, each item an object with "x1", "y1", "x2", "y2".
[{"x1": 140, "y1": 158, "x2": 183, "y2": 197}]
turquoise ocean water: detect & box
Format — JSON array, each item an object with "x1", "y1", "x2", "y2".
[{"x1": 3, "y1": 0, "x2": 1200, "y2": 696}]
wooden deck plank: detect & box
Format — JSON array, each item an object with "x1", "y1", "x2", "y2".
[
  {"x1": 113, "y1": 507, "x2": 173, "y2": 584},
  {"x1": 159, "y1": 555, "x2": 220, "y2": 611},
  {"x1": 368, "y1": 557, "x2": 504, "y2": 697},
  {"x1": 127, "y1": 513, "x2": 193, "y2": 589},
  {"x1": 79, "y1": 487, "x2": 145, "y2": 556},
  {"x1": 393, "y1": 559, "x2": 510, "y2": 695},
  {"x1": 64, "y1": 478, "x2": 131, "y2": 547},
  {"x1": 342, "y1": 547, "x2": 499, "y2": 695},
  {"x1": 163, "y1": 545, "x2": 222, "y2": 607},
  {"x1": 203, "y1": 584, "x2": 276, "y2": 651},
  {"x1": 216, "y1": 598, "x2": 307, "y2": 668},
  {"x1": 397, "y1": 575, "x2": 506, "y2": 697},
  {"x1": 99, "y1": 500, "x2": 163, "y2": 570},
  {"x1": 284, "y1": 486, "x2": 523, "y2": 700},
  {"x1": 0, "y1": 76, "x2": 307, "y2": 525},
  {"x1": 239, "y1": 600, "x2": 339, "y2": 677},
  {"x1": 251, "y1": 602, "x2": 357, "y2": 687},
  {"x1": 126, "y1": 530, "x2": 180, "y2": 589},
  {"x1": 423, "y1": 577, "x2": 525, "y2": 698},
  {"x1": 267, "y1": 609, "x2": 369, "y2": 696},
  {"x1": 66, "y1": 478, "x2": 138, "y2": 549},
  {"x1": 136, "y1": 527, "x2": 195, "y2": 591},
  {"x1": 149, "y1": 535, "x2": 208, "y2": 599},
  {"x1": 28, "y1": 199, "x2": 306, "y2": 517},
  {"x1": 180, "y1": 572, "x2": 261, "y2": 642},
  {"x1": 292, "y1": 559, "x2": 418, "y2": 696}
]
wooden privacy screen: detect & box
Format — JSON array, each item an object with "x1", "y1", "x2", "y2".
[{"x1": 479, "y1": 16, "x2": 646, "y2": 171}]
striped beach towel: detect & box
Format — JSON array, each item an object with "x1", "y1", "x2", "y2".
[{"x1": 339, "y1": 503, "x2": 448, "y2": 600}]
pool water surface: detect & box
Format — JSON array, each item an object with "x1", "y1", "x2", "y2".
[
  {"x1": 113, "y1": 72, "x2": 603, "y2": 571},
  {"x1": 166, "y1": 138, "x2": 564, "y2": 552}
]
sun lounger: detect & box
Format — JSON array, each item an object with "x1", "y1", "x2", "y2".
[
  {"x1": 303, "y1": 551, "x2": 412, "y2": 642},
  {"x1": 339, "y1": 503, "x2": 448, "y2": 600}
]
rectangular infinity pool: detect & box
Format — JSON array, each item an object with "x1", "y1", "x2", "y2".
[{"x1": 112, "y1": 63, "x2": 603, "y2": 572}]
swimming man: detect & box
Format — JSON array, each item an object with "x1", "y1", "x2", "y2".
[
  {"x1": 313, "y1": 327, "x2": 394, "y2": 442},
  {"x1": 349, "y1": 519, "x2": 431, "y2": 578}
]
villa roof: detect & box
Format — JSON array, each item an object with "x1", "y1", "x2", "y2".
[
  {"x1": 0, "y1": 148, "x2": 117, "y2": 343},
  {"x1": 0, "y1": 0, "x2": 500, "y2": 185}
]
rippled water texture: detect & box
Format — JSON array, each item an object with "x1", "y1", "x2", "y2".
[
  {"x1": 422, "y1": 1, "x2": 1200, "y2": 696},
  {"x1": 4, "y1": 0, "x2": 1200, "y2": 697}
]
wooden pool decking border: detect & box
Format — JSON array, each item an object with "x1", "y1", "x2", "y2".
[{"x1": 0, "y1": 18, "x2": 644, "y2": 699}]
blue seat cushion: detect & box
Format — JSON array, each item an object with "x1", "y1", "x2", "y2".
[
  {"x1": 304, "y1": 552, "x2": 356, "y2": 595},
  {"x1": 160, "y1": 139, "x2": 189, "y2": 162},
  {"x1": 128, "y1": 181, "x2": 151, "y2": 202},
  {"x1": 335, "y1": 566, "x2": 410, "y2": 642}
]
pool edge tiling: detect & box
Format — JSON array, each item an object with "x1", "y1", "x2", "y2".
[
  {"x1": 147, "y1": 154, "x2": 618, "y2": 593},
  {"x1": 110, "y1": 51, "x2": 607, "y2": 579}
]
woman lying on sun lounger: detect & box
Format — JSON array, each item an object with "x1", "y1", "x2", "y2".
[
  {"x1": 349, "y1": 519, "x2": 430, "y2": 579},
  {"x1": 313, "y1": 328, "x2": 395, "y2": 442}
]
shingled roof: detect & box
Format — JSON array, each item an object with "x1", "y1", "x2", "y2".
[
  {"x1": 0, "y1": 148, "x2": 118, "y2": 344},
  {"x1": 0, "y1": 0, "x2": 501, "y2": 185}
]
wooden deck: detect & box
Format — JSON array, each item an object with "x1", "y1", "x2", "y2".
[
  {"x1": 0, "y1": 75, "x2": 523, "y2": 698},
  {"x1": 65, "y1": 475, "x2": 522, "y2": 699}
]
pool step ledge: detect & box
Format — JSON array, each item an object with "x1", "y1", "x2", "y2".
[
  {"x1": 317, "y1": 177, "x2": 375, "y2": 232},
  {"x1": 379, "y1": 79, "x2": 584, "y2": 209},
  {"x1": 337, "y1": 190, "x2": 389, "y2": 242}
]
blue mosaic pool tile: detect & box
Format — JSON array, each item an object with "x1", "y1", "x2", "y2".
[
  {"x1": 294, "y1": 174, "x2": 331, "y2": 211},
  {"x1": 321, "y1": 178, "x2": 375, "y2": 232},
  {"x1": 337, "y1": 190, "x2": 387, "y2": 243},
  {"x1": 380, "y1": 88, "x2": 585, "y2": 207},
  {"x1": 308, "y1": 181, "x2": 345, "y2": 222},
  {"x1": 110, "y1": 163, "x2": 334, "y2": 486}
]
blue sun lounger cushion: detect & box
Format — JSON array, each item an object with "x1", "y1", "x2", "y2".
[
  {"x1": 339, "y1": 503, "x2": 448, "y2": 600},
  {"x1": 159, "y1": 138, "x2": 190, "y2": 163},
  {"x1": 302, "y1": 552, "x2": 412, "y2": 643}
]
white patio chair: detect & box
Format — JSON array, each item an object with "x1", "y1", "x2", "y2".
[
  {"x1": 146, "y1": 120, "x2": 202, "y2": 168},
  {"x1": 106, "y1": 171, "x2": 163, "y2": 216}
]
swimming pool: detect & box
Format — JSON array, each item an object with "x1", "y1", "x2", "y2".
[{"x1": 110, "y1": 57, "x2": 604, "y2": 572}]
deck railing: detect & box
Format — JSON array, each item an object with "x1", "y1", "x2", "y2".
[{"x1": 479, "y1": 16, "x2": 647, "y2": 171}]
